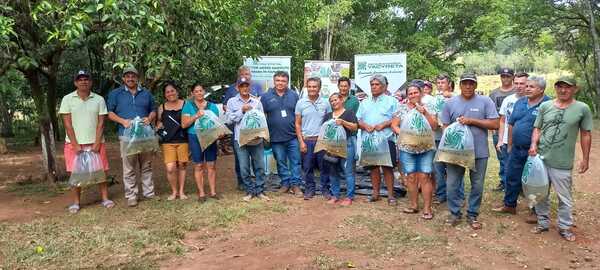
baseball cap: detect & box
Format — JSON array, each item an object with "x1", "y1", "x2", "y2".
[
  {"x1": 74, "y1": 70, "x2": 90, "y2": 80},
  {"x1": 499, "y1": 67, "x2": 514, "y2": 76},
  {"x1": 237, "y1": 77, "x2": 251, "y2": 86},
  {"x1": 554, "y1": 76, "x2": 577, "y2": 86},
  {"x1": 122, "y1": 66, "x2": 139, "y2": 76},
  {"x1": 423, "y1": 80, "x2": 433, "y2": 88},
  {"x1": 459, "y1": 73, "x2": 477, "y2": 83}
]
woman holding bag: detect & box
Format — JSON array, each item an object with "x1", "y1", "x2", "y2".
[
  {"x1": 182, "y1": 83, "x2": 221, "y2": 202},
  {"x1": 391, "y1": 84, "x2": 438, "y2": 220},
  {"x1": 157, "y1": 81, "x2": 189, "y2": 201}
]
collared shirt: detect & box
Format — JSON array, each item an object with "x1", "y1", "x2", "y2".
[
  {"x1": 261, "y1": 88, "x2": 299, "y2": 143},
  {"x1": 342, "y1": 94, "x2": 360, "y2": 114},
  {"x1": 223, "y1": 82, "x2": 263, "y2": 106},
  {"x1": 226, "y1": 94, "x2": 263, "y2": 142},
  {"x1": 107, "y1": 85, "x2": 156, "y2": 135},
  {"x1": 181, "y1": 100, "x2": 220, "y2": 135},
  {"x1": 509, "y1": 95, "x2": 550, "y2": 147},
  {"x1": 356, "y1": 94, "x2": 399, "y2": 140},
  {"x1": 58, "y1": 91, "x2": 108, "y2": 144},
  {"x1": 295, "y1": 96, "x2": 331, "y2": 137}
]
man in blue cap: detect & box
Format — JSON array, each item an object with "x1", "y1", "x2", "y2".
[{"x1": 489, "y1": 67, "x2": 515, "y2": 192}]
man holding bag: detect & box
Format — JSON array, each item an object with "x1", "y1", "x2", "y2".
[
  {"x1": 226, "y1": 78, "x2": 270, "y2": 201},
  {"x1": 529, "y1": 77, "x2": 592, "y2": 241},
  {"x1": 107, "y1": 67, "x2": 157, "y2": 207},
  {"x1": 60, "y1": 70, "x2": 112, "y2": 213},
  {"x1": 440, "y1": 73, "x2": 499, "y2": 229}
]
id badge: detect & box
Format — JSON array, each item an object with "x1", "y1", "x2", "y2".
[{"x1": 281, "y1": 110, "x2": 287, "y2": 118}]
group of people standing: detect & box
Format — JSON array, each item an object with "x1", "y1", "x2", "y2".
[{"x1": 60, "y1": 64, "x2": 592, "y2": 242}]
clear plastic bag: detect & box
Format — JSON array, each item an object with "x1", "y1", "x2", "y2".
[
  {"x1": 521, "y1": 155, "x2": 550, "y2": 207},
  {"x1": 434, "y1": 122, "x2": 475, "y2": 170},
  {"x1": 358, "y1": 131, "x2": 392, "y2": 167},
  {"x1": 239, "y1": 109, "x2": 270, "y2": 146},
  {"x1": 194, "y1": 110, "x2": 232, "y2": 150},
  {"x1": 123, "y1": 116, "x2": 160, "y2": 156},
  {"x1": 397, "y1": 109, "x2": 434, "y2": 153},
  {"x1": 314, "y1": 119, "x2": 347, "y2": 158},
  {"x1": 69, "y1": 150, "x2": 106, "y2": 188}
]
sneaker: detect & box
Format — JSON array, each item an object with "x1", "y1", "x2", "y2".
[
  {"x1": 339, "y1": 198, "x2": 352, "y2": 206},
  {"x1": 127, "y1": 199, "x2": 138, "y2": 207},
  {"x1": 144, "y1": 195, "x2": 161, "y2": 201},
  {"x1": 291, "y1": 186, "x2": 303, "y2": 198},
  {"x1": 242, "y1": 194, "x2": 253, "y2": 202},
  {"x1": 258, "y1": 193, "x2": 271, "y2": 201},
  {"x1": 68, "y1": 204, "x2": 80, "y2": 213},
  {"x1": 279, "y1": 186, "x2": 291, "y2": 194},
  {"x1": 492, "y1": 206, "x2": 516, "y2": 215}
]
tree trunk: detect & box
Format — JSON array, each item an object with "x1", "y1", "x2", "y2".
[
  {"x1": 585, "y1": 0, "x2": 600, "y2": 115},
  {"x1": 23, "y1": 69, "x2": 60, "y2": 182},
  {"x1": 46, "y1": 72, "x2": 60, "y2": 140},
  {"x1": 0, "y1": 93, "x2": 13, "y2": 137}
]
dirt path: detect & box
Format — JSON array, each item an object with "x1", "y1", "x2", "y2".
[{"x1": 2, "y1": 130, "x2": 600, "y2": 269}]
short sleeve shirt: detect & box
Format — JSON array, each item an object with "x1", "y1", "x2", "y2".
[
  {"x1": 343, "y1": 95, "x2": 360, "y2": 114},
  {"x1": 356, "y1": 94, "x2": 399, "y2": 140},
  {"x1": 489, "y1": 87, "x2": 515, "y2": 112},
  {"x1": 181, "y1": 100, "x2": 220, "y2": 135},
  {"x1": 58, "y1": 91, "x2": 108, "y2": 144},
  {"x1": 295, "y1": 96, "x2": 331, "y2": 137},
  {"x1": 261, "y1": 88, "x2": 299, "y2": 143},
  {"x1": 533, "y1": 100, "x2": 593, "y2": 170},
  {"x1": 323, "y1": 109, "x2": 358, "y2": 137},
  {"x1": 498, "y1": 94, "x2": 521, "y2": 144},
  {"x1": 509, "y1": 96, "x2": 550, "y2": 147},
  {"x1": 106, "y1": 86, "x2": 156, "y2": 136},
  {"x1": 441, "y1": 95, "x2": 499, "y2": 158}
]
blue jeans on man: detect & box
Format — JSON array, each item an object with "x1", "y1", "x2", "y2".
[
  {"x1": 446, "y1": 158, "x2": 488, "y2": 219},
  {"x1": 343, "y1": 135, "x2": 357, "y2": 199},
  {"x1": 433, "y1": 140, "x2": 464, "y2": 202},
  {"x1": 504, "y1": 145, "x2": 528, "y2": 208},
  {"x1": 234, "y1": 141, "x2": 265, "y2": 196},
  {"x1": 230, "y1": 129, "x2": 246, "y2": 191},
  {"x1": 271, "y1": 138, "x2": 302, "y2": 188},
  {"x1": 301, "y1": 139, "x2": 329, "y2": 196},
  {"x1": 492, "y1": 133, "x2": 508, "y2": 189}
]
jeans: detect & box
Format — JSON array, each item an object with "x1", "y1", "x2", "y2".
[
  {"x1": 234, "y1": 141, "x2": 266, "y2": 196},
  {"x1": 301, "y1": 140, "x2": 328, "y2": 195},
  {"x1": 343, "y1": 135, "x2": 357, "y2": 199},
  {"x1": 504, "y1": 145, "x2": 529, "y2": 207},
  {"x1": 231, "y1": 130, "x2": 245, "y2": 191},
  {"x1": 324, "y1": 158, "x2": 345, "y2": 199},
  {"x1": 433, "y1": 140, "x2": 464, "y2": 202},
  {"x1": 271, "y1": 138, "x2": 302, "y2": 187},
  {"x1": 492, "y1": 133, "x2": 507, "y2": 188},
  {"x1": 536, "y1": 166, "x2": 573, "y2": 230},
  {"x1": 446, "y1": 158, "x2": 488, "y2": 218}
]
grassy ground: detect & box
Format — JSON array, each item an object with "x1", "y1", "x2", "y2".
[{"x1": 0, "y1": 194, "x2": 287, "y2": 269}]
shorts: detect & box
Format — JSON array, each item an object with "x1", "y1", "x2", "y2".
[
  {"x1": 399, "y1": 150, "x2": 434, "y2": 174},
  {"x1": 188, "y1": 135, "x2": 218, "y2": 163},
  {"x1": 161, "y1": 143, "x2": 190, "y2": 164},
  {"x1": 64, "y1": 143, "x2": 109, "y2": 172}
]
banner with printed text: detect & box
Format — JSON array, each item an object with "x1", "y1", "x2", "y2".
[
  {"x1": 302, "y1": 60, "x2": 351, "y2": 98},
  {"x1": 354, "y1": 53, "x2": 407, "y2": 96},
  {"x1": 243, "y1": 56, "x2": 292, "y2": 93}
]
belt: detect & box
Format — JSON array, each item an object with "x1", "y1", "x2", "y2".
[{"x1": 304, "y1": 136, "x2": 318, "y2": 141}]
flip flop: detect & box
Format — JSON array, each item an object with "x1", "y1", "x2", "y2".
[
  {"x1": 421, "y1": 212, "x2": 434, "y2": 220},
  {"x1": 467, "y1": 218, "x2": 482, "y2": 230},
  {"x1": 68, "y1": 204, "x2": 80, "y2": 214},
  {"x1": 559, "y1": 229, "x2": 576, "y2": 242},
  {"x1": 101, "y1": 200, "x2": 115, "y2": 209},
  {"x1": 403, "y1": 208, "x2": 419, "y2": 214}
]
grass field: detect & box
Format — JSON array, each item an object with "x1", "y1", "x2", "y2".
[{"x1": 475, "y1": 71, "x2": 569, "y2": 97}]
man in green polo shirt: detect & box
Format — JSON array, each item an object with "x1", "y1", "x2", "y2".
[
  {"x1": 59, "y1": 70, "x2": 113, "y2": 213},
  {"x1": 529, "y1": 76, "x2": 593, "y2": 241},
  {"x1": 337, "y1": 77, "x2": 359, "y2": 114}
]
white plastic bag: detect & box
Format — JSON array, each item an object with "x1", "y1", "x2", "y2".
[
  {"x1": 314, "y1": 119, "x2": 347, "y2": 158},
  {"x1": 123, "y1": 116, "x2": 160, "y2": 156},
  {"x1": 522, "y1": 155, "x2": 550, "y2": 207},
  {"x1": 397, "y1": 109, "x2": 434, "y2": 153},
  {"x1": 194, "y1": 110, "x2": 232, "y2": 150},
  {"x1": 239, "y1": 109, "x2": 269, "y2": 146},
  {"x1": 359, "y1": 131, "x2": 392, "y2": 167},
  {"x1": 69, "y1": 150, "x2": 106, "y2": 188},
  {"x1": 434, "y1": 122, "x2": 475, "y2": 170}
]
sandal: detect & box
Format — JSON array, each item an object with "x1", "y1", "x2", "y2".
[
  {"x1": 68, "y1": 204, "x2": 80, "y2": 214},
  {"x1": 421, "y1": 212, "x2": 434, "y2": 220},
  {"x1": 101, "y1": 200, "x2": 115, "y2": 209},
  {"x1": 387, "y1": 198, "x2": 398, "y2": 206},
  {"x1": 403, "y1": 208, "x2": 419, "y2": 214},
  {"x1": 559, "y1": 229, "x2": 576, "y2": 242},
  {"x1": 209, "y1": 194, "x2": 222, "y2": 200},
  {"x1": 198, "y1": 196, "x2": 207, "y2": 203},
  {"x1": 367, "y1": 196, "x2": 380, "y2": 203},
  {"x1": 467, "y1": 218, "x2": 482, "y2": 230},
  {"x1": 531, "y1": 225, "x2": 549, "y2": 234}
]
